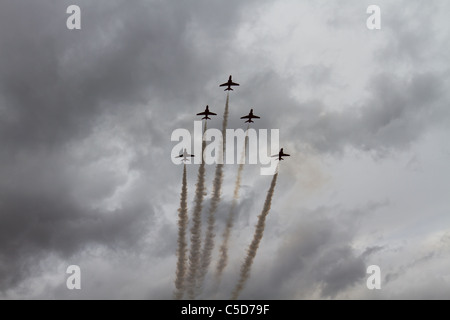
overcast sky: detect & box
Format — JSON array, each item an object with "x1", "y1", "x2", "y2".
[{"x1": 0, "y1": 0, "x2": 449, "y2": 299}]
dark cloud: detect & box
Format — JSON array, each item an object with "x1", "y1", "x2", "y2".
[
  {"x1": 281, "y1": 71, "x2": 447, "y2": 155},
  {"x1": 0, "y1": 191, "x2": 151, "y2": 289},
  {"x1": 376, "y1": 1, "x2": 442, "y2": 65},
  {"x1": 0, "y1": 0, "x2": 258, "y2": 152}
]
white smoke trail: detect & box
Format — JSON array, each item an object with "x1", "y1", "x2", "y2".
[
  {"x1": 185, "y1": 122, "x2": 207, "y2": 299},
  {"x1": 197, "y1": 93, "x2": 229, "y2": 292},
  {"x1": 231, "y1": 171, "x2": 279, "y2": 300},
  {"x1": 174, "y1": 164, "x2": 188, "y2": 300},
  {"x1": 215, "y1": 125, "x2": 249, "y2": 285}
]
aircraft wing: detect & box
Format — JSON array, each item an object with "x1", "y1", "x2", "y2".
[
  {"x1": 209, "y1": 111, "x2": 217, "y2": 115},
  {"x1": 230, "y1": 82, "x2": 239, "y2": 86},
  {"x1": 219, "y1": 82, "x2": 228, "y2": 87},
  {"x1": 197, "y1": 111, "x2": 207, "y2": 116},
  {"x1": 253, "y1": 115, "x2": 260, "y2": 119},
  {"x1": 240, "y1": 115, "x2": 251, "y2": 119}
]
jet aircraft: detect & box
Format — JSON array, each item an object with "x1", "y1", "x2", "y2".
[{"x1": 219, "y1": 75, "x2": 240, "y2": 91}]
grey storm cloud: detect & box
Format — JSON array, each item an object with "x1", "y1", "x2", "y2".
[
  {"x1": 234, "y1": 67, "x2": 449, "y2": 156},
  {"x1": 218, "y1": 205, "x2": 375, "y2": 300}
]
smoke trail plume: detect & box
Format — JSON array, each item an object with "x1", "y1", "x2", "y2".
[
  {"x1": 215, "y1": 126, "x2": 249, "y2": 284},
  {"x1": 186, "y1": 122, "x2": 207, "y2": 299},
  {"x1": 174, "y1": 164, "x2": 188, "y2": 300},
  {"x1": 231, "y1": 171, "x2": 279, "y2": 300},
  {"x1": 197, "y1": 93, "x2": 229, "y2": 292}
]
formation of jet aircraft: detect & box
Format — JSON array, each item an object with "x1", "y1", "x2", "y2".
[{"x1": 179, "y1": 75, "x2": 291, "y2": 162}]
